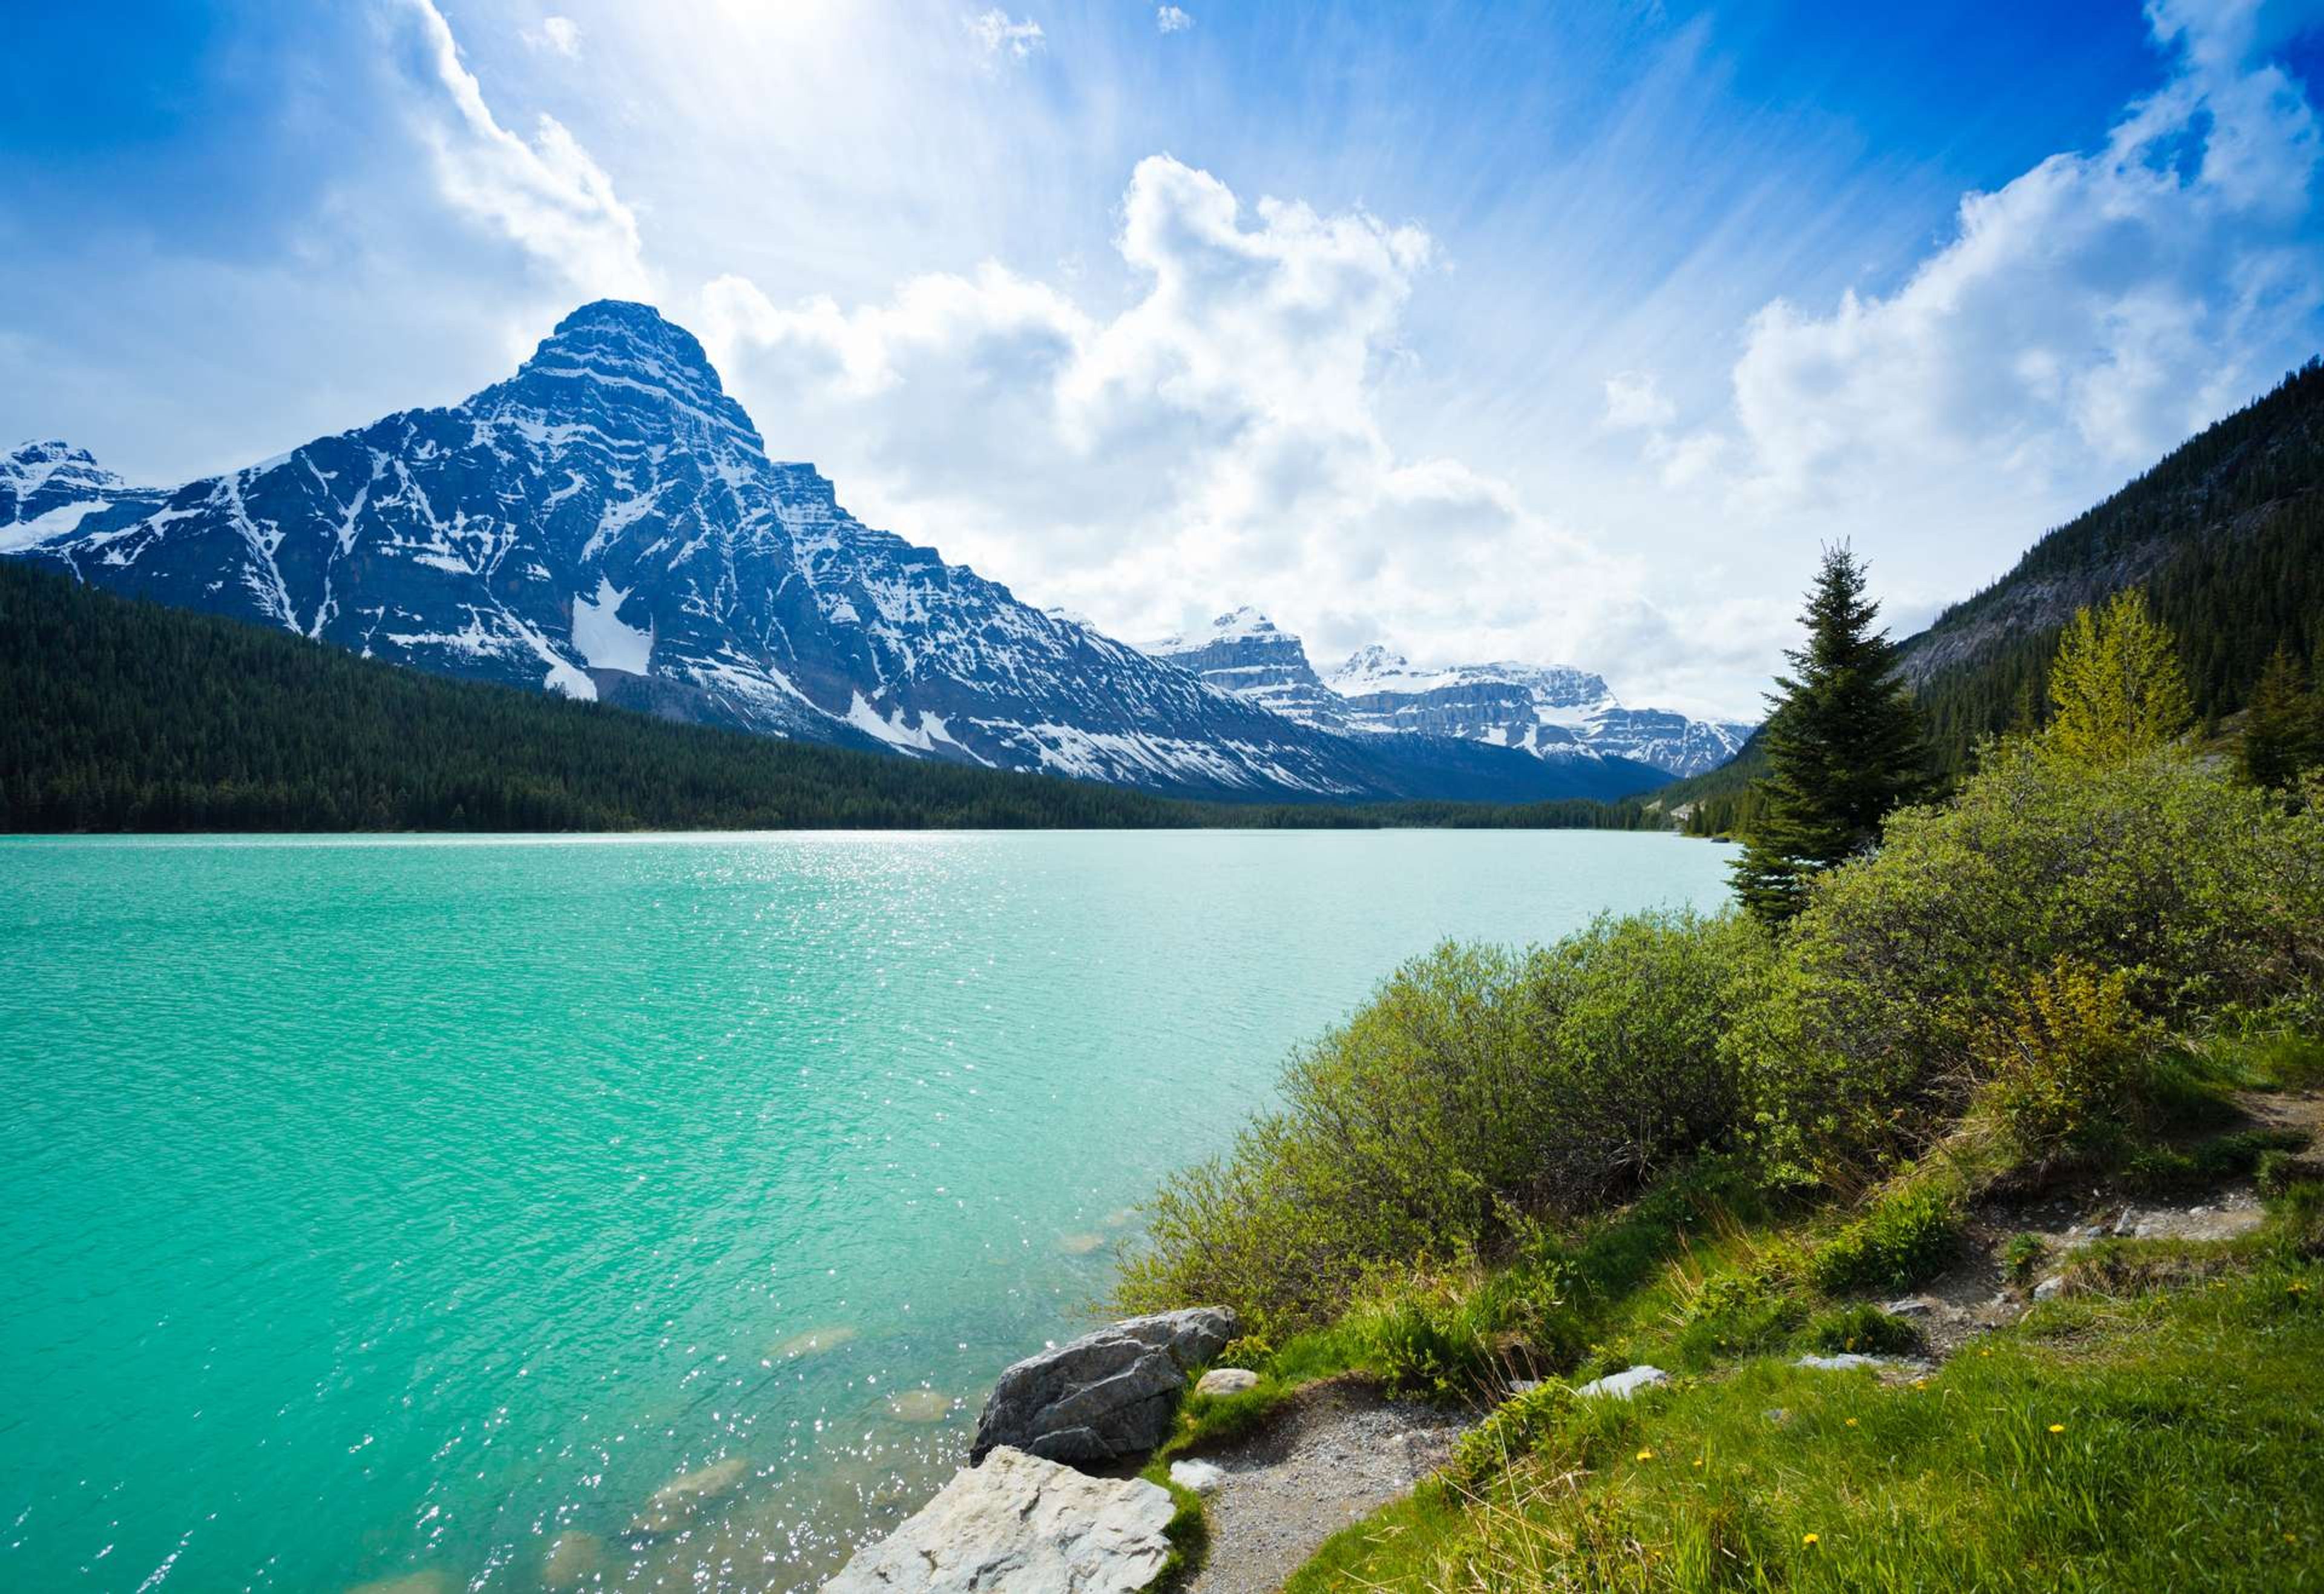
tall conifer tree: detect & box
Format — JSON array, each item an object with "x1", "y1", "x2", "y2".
[
  {"x1": 1733, "y1": 546, "x2": 1931, "y2": 924},
  {"x1": 2240, "y1": 640, "x2": 2324, "y2": 790},
  {"x1": 2043, "y1": 587, "x2": 2193, "y2": 766}
]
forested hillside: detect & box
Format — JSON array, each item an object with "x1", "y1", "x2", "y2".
[
  {"x1": 1674, "y1": 359, "x2": 2324, "y2": 837},
  {"x1": 0, "y1": 562, "x2": 1665, "y2": 834},
  {"x1": 1908, "y1": 357, "x2": 2324, "y2": 750}
]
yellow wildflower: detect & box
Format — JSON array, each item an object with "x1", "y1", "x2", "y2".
[
  {"x1": 1636, "y1": 1448, "x2": 1655, "y2": 1461},
  {"x1": 1802, "y1": 1533, "x2": 1820, "y2": 1547},
  {"x1": 2047, "y1": 1423, "x2": 2066, "y2": 1434},
  {"x1": 1845, "y1": 1417, "x2": 1859, "y2": 1428}
]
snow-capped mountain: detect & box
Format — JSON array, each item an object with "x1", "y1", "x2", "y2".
[
  {"x1": 1, "y1": 301, "x2": 1670, "y2": 804},
  {"x1": 1148, "y1": 611, "x2": 1751, "y2": 778},
  {"x1": 0, "y1": 441, "x2": 151, "y2": 554},
  {"x1": 1144, "y1": 606, "x2": 1352, "y2": 729},
  {"x1": 1327, "y1": 644, "x2": 1750, "y2": 776}
]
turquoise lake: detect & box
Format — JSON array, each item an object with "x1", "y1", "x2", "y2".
[{"x1": 0, "y1": 830, "x2": 1735, "y2": 1592}]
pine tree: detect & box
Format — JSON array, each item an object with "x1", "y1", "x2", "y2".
[
  {"x1": 2240, "y1": 641, "x2": 2324, "y2": 790},
  {"x1": 2043, "y1": 587, "x2": 2193, "y2": 766},
  {"x1": 1732, "y1": 545, "x2": 1932, "y2": 924}
]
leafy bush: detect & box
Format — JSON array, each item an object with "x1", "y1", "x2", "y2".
[
  {"x1": 1804, "y1": 1302, "x2": 1923, "y2": 1356},
  {"x1": 1448, "y1": 1380, "x2": 1578, "y2": 1491},
  {"x1": 2003, "y1": 1232, "x2": 2047, "y2": 1285},
  {"x1": 1672, "y1": 1264, "x2": 1807, "y2": 1369},
  {"x1": 1973, "y1": 957, "x2": 2160, "y2": 1161},
  {"x1": 1808, "y1": 1181, "x2": 1962, "y2": 1295},
  {"x1": 1730, "y1": 745, "x2": 2324, "y2": 1180},
  {"x1": 1117, "y1": 914, "x2": 1771, "y2": 1336}
]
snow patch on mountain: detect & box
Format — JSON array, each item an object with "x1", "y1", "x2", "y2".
[{"x1": 571, "y1": 575, "x2": 652, "y2": 673}]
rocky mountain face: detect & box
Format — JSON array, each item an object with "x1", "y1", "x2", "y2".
[
  {"x1": 1144, "y1": 606, "x2": 1353, "y2": 729},
  {"x1": 1, "y1": 300, "x2": 1672, "y2": 804},
  {"x1": 1149, "y1": 614, "x2": 1752, "y2": 777}
]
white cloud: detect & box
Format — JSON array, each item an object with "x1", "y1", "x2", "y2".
[
  {"x1": 700, "y1": 156, "x2": 1653, "y2": 678},
  {"x1": 398, "y1": 0, "x2": 651, "y2": 301},
  {"x1": 525, "y1": 16, "x2": 582, "y2": 59},
  {"x1": 1601, "y1": 370, "x2": 1674, "y2": 430},
  {"x1": 1157, "y1": 5, "x2": 1195, "y2": 34},
  {"x1": 1715, "y1": 0, "x2": 2321, "y2": 522},
  {"x1": 967, "y1": 8, "x2": 1045, "y2": 61}
]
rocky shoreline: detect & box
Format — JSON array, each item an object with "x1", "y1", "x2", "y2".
[{"x1": 822, "y1": 1307, "x2": 1235, "y2": 1590}]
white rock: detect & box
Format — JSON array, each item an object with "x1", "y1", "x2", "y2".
[
  {"x1": 1795, "y1": 1353, "x2": 1932, "y2": 1375},
  {"x1": 1195, "y1": 1367, "x2": 1260, "y2": 1397},
  {"x1": 1574, "y1": 1365, "x2": 1667, "y2": 1400},
  {"x1": 1882, "y1": 1296, "x2": 1935, "y2": 1317},
  {"x1": 824, "y1": 1448, "x2": 1173, "y2": 1594},
  {"x1": 2033, "y1": 1274, "x2": 2068, "y2": 1300},
  {"x1": 1168, "y1": 1458, "x2": 1227, "y2": 1494}
]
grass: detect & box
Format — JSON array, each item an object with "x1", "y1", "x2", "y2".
[
  {"x1": 1139, "y1": 1023, "x2": 2324, "y2": 1591},
  {"x1": 1281, "y1": 1241, "x2": 2324, "y2": 1591}
]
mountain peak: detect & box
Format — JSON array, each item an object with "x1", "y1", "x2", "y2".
[{"x1": 492, "y1": 300, "x2": 762, "y2": 453}]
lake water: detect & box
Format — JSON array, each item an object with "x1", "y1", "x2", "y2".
[{"x1": 0, "y1": 830, "x2": 1733, "y2": 1592}]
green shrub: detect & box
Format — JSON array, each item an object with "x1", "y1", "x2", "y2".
[
  {"x1": 2003, "y1": 1232, "x2": 2047, "y2": 1285},
  {"x1": 1808, "y1": 1182, "x2": 1962, "y2": 1294},
  {"x1": 1804, "y1": 1302, "x2": 1923, "y2": 1356},
  {"x1": 2125, "y1": 1129, "x2": 2308, "y2": 1196},
  {"x1": 1117, "y1": 915, "x2": 1771, "y2": 1336},
  {"x1": 1672, "y1": 1268, "x2": 1807, "y2": 1369},
  {"x1": 2257, "y1": 1150, "x2": 2324, "y2": 1199},
  {"x1": 1973, "y1": 957, "x2": 2159, "y2": 1160},
  {"x1": 1729, "y1": 745, "x2": 2324, "y2": 1181},
  {"x1": 1448, "y1": 1380, "x2": 1578, "y2": 1491}
]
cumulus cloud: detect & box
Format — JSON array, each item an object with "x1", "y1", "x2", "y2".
[
  {"x1": 1157, "y1": 5, "x2": 1195, "y2": 34},
  {"x1": 700, "y1": 156, "x2": 1651, "y2": 673},
  {"x1": 398, "y1": 0, "x2": 650, "y2": 301},
  {"x1": 967, "y1": 9, "x2": 1045, "y2": 61},
  {"x1": 1718, "y1": 0, "x2": 2322, "y2": 517}
]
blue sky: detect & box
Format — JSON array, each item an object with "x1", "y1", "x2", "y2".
[{"x1": 4, "y1": 1, "x2": 2320, "y2": 715}]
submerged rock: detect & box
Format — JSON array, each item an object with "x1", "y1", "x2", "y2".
[
  {"x1": 1574, "y1": 1365, "x2": 1668, "y2": 1400},
  {"x1": 887, "y1": 1388, "x2": 954, "y2": 1423},
  {"x1": 971, "y1": 1307, "x2": 1236, "y2": 1465},
  {"x1": 770, "y1": 1325, "x2": 858, "y2": 1360},
  {"x1": 1195, "y1": 1367, "x2": 1260, "y2": 1397},
  {"x1": 822, "y1": 1447, "x2": 1174, "y2": 1593},
  {"x1": 627, "y1": 1455, "x2": 749, "y2": 1536},
  {"x1": 540, "y1": 1530, "x2": 602, "y2": 1590}
]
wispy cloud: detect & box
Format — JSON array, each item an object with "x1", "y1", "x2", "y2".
[
  {"x1": 525, "y1": 16, "x2": 582, "y2": 59},
  {"x1": 398, "y1": 0, "x2": 649, "y2": 301},
  {"x1": 967, "y1": 8, "x2": 1045, "y2": 62},
  {"x1": 1157, "y1": 5, "x2": 1195, "y2": 34}
]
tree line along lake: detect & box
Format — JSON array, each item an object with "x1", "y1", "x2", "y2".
[{"x1": 0, "y1": 828, "x2": 1733, "y2": 1592}]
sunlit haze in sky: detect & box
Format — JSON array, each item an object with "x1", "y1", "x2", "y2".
[{"x1": 4, "y1": 0, "x2": 2321, "y2": 715}]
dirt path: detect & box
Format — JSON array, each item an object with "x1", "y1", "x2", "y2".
[{"x1": 1175, "y1": 1379, "x2": 1472, "y2": 1594}]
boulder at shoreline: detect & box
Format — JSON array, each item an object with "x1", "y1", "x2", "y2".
[
  {"x1": 822, "y1": 1447, "x2": 1173, "y2": 1593},
  {"x1": 970, "y1": 1307, "x2": 1236, "y2": 1465}
]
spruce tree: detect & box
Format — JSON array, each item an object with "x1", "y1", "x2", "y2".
[
  {"x1": 1732, "y1": 545, "x2": 1932, "y2": 924},
  {"x1": 2240, "y1": 640, "x2": 2324, "y2": 790},
  {"x1": 2043, "y1": 587, "x2": 2193, "y2": 766}
]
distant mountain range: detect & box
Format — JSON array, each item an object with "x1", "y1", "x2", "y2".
[
  {"x1": 1145, "y1": 607, "x2": 1753, "y2": 777},
  {"x1": 0, "y1": 301, "x2": 1670, "y2": 805}
]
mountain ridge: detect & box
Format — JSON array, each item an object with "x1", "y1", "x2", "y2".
[
  {"x1": 1, "y1": 300, "x2": 1669, "y2": 806},
  {"x1": 1146, "y1": 609, "x2": 1752, "y2": 777}
]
